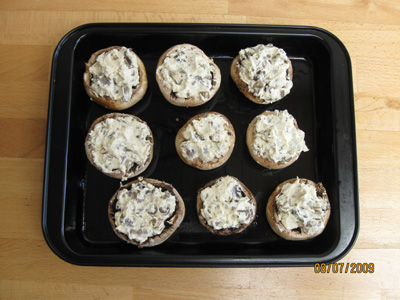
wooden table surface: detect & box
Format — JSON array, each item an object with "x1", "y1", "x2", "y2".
[{"x1": 1, "y1": 0, "x2": 400, "y2": 299}]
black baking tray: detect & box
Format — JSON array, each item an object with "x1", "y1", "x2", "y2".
[{"x1": 42, "y1": 23, "x2": 359, "y2": 267}]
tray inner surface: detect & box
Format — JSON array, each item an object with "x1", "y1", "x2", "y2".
[{"x1": 44, "y1": 25, "x2": 357, "y2": 265}]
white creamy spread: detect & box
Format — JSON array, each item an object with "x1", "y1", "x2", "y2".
[
  {"x1": 114, "y1": 181, "x2": 177, "y2": 244},
  {"x1": 200, "y1": 176, "x2": 256, "y2": 230},
  {"x1": 251, "y1": 110, "x2": 308, "y2": 163},
  {"x1": 275, "y1": 178, "x2": 329, "y2": 235},
  {"x1": 179, "y1": 113, "x2": 233, "y2": 163},
  {"x1": 87, "y1": 115, "x2": 152, "y2": 179},
  {"x1": 238, "y1": 44, "x2": 293, "y2": 103},
  {"x1": 156, "y1": 45, "x2": 216, "y2": 101},
  {"x1": 89, "y1": 47, "x2": 140, "y2": 102}
]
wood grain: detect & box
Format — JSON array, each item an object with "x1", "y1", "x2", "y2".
[
  {"x1": 230, "y1": 0, "x2": 400, "y2": 25},
  {"x1": 1, "y1": 0, "x2": 400, "y2": 299}
]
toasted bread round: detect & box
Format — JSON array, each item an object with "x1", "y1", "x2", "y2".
[
  {"x1": 266, "y1": 178, "x2": 331, "y2": 240},
  {"x1": 175, "y1": 112, "x2": 235, "y2": 170},
  {"x1": 197, "y1": 176, "x2": 256, "y2": 235},
  {"x1": 83, "y1": 46, "x2": 148, "y2": 110},
  {"x1": 85, "y1": 113, "x2": 153, "y2": 180},
  {"x1": 108, "y1": 177, "x2": 185, "y2": 248},
  {"x1": 156, "y1": 44, "x2": 221, "y2": 107},
  {"x1": 231, "y1": 44, "x2": 293, "y2": 104},
  {"x1": 246, "y1": 110, "x2": 308, "y2": 170}
]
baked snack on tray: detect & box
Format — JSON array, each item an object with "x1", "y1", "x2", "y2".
[
  {"x1": 85, "y1": 113, "x2": 153, "y2": 180},
  {"x1": 266, "y1": 178, "x2": 331, "y2": 240},
  {"x1": 231, "y1": 44, "x2": 293, "y2": 104},
  {"x1": 246, "y1": 109, "x2": 308, "y2": 169},
  {"x1": 175, "y1": 112, "x2": 235, "y2": 170},
  {"x1": 83, "y1": 46, "x2": 148, "y2": 110},
  {"x1": 108, "y1": 177, "x2": 185, "y2": 248},
  {"x1": 197, "y1": 176, "x2": 256, "y2": 235},
  {"x1": 156, "y1": 44, "x2": 221, "y2": 107}
]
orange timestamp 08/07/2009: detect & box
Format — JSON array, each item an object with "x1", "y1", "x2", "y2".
[{"x1": 314, "y1": 263, "x2": 374, "y2": 273}]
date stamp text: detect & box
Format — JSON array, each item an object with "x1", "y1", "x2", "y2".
[{"x1": 314, "y1": 263, "x2": 374, "y2": 273}]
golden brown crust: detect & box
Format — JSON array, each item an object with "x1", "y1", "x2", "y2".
[
  {"x1": 108, "y1": 177, "x2": 185, "y2": 248},
  {"x1": 175, "y1": 112, "x2": 235, "y2": 170},
  {"x1": 266, "y1": 178, "x2": 331, "y2": 240},
  {"x1": 155, "y1": 44, "x2": 221, "y2": 107},
  {"x1": 196, "y1": 176, "x2": 256, "y2": 235},
  {"x1": 246, "y1": 110, "x2": 301, "y2": 170},
  {"x1": 230, "y1": 55, "x2": 293, "y2": 104},
  {"x1": 84, "y1": 113, "x2": 153, "y2": 180},
  {"x1": 83, "y1": 46, "x2": 148, "y2": 110}
]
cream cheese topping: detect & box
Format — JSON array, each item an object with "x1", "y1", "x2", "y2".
[
  {"x1": 238, "y1": 44, "x2": 293, "y2": 103},
  {"x1": 251, "y1": 110, "x2": 308, "y2": 163},
  {"x1": 114, "y1": 181, "x2": 177, "y2": 244},
  {"x1": 87, "y1": 115, "x2": 152, "y2": 180},
  {"x1": 179, "y1": 113, "x2": 233, "y2": 163},
  {"x1": 275, "y1": 178, "x2": 329, "y2": 235},
  {"x1": 200, "y1": 176, "x2": 255, "y2": 230},
  {"x1": 156, "y1": 45, "x2": 216, "y2": 101},
  {"x1": 89, "y1": 47, "x2": 140, "y2": 102}
]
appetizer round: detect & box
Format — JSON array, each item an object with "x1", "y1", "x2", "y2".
[
  {"x1": 197, "y1": 176, "x2": 256, "y2": 235},
  {"x1": 231, "y1": 44, "x2": 293, "y2": 104},
  {"x1": 108, "y1": 177, "x2": 185, "y2": 248},
  {"x1": 175, "y1": 112, "x2": 235, "y2": 170},
  {"x1": 83, "y1": 46, "x2": 148, "y2": 110},
  {"x1": 156, "y1": 44, "x2": 221, "y2": 107},
  {"x1": 246, "y1": 109, "x2": 308, "y2": 169},
  {"x1": 266, "y1": 178, "x2": 331, "y2": 240},
  {"x1": 85, "y1": 113, "x2": 153, "y2": 180}
]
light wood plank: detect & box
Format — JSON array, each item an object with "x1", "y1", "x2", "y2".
[
  {"x1": 0, "y1": 0, "x2": 229, "y2": 14},
  {"x1": 0, "y1": 118, "x2": 46, "y2": 159},
  {"x1": 358, "y1": 168, "x2": 400, "y2": 209},
  {"x1": 0, "y1": 82, "x2": 49, "y2": 119},
  {"x1": 356, "y1": 130, "x2": 400, "y2": 169},
  {"x1": 249, "y1": 249, "x2": 400, "y2": 294},
  {"x1": 333, "y1": 25, "x2": 400, "y2": 61},
  {"x1": 356, "y1": 208, "x2": 400, "y2": 249},
  {"x1": 0, "y1": 280, "x2": 133, "y2": 300},
  {"x1": 356, "y1": 57, "x2": 400, "y2": 98},
  {"x1": 0, "y1": 238, "x2": 251, "y2": 288},
  {"x1": 0, "y1": 195, "x2": 43, "y2": 240},
  {"x1": 355, "y1": 95, "x2": 400, "y2": 132},
  {"x1": 2, "y1": 238, "x2": 398, "y2": 298},
  {"x1": 0, "y1": 158, "x2": 44, "y2": 199},
  {"x1": 0, "y1": 45, "x2": 53, "y2": 82},
  {"x1": 341, "y1": 249, "x2": 400, "y2": 291},
  {"x1": 0, "y1": 11, "x2": 246, "y2": 46},
  {"x1": 229, "y1": 0, "x2": 400, "y2": 25}
]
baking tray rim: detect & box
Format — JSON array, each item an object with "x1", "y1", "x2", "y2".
[{"x1": 42, "y1": 22, "x2": 359, "y2": 267}]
